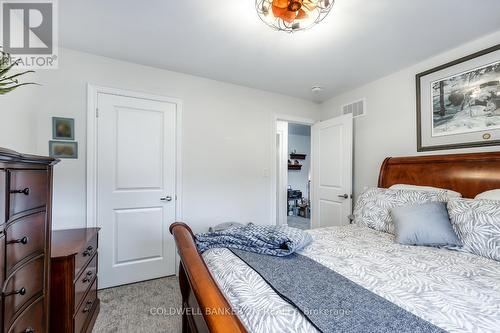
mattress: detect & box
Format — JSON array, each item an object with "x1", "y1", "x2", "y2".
[{"x1": 202, "y1": 224, "x2": 500, "y2": 333}]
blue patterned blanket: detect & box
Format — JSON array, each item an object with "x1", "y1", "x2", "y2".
[
  {"x1": 195, "y1": 224, "x2": 312, "y2": 256},
  {"x1": 230, "y1": 249, "x2": 446, "y2": 333}
]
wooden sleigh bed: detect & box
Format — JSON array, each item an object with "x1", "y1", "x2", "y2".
[{"x1": 169, "y1": 151, "x2": 500, "y2": 333}]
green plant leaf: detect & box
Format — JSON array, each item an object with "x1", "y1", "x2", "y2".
[
  {"x1": 0, "y1": 83, "x2": 35, "y2": 95},
  {"x1": 0, "y1": 58, "x2": 20, "y2": 77},
  {"x1": 0, "y1": 70, "x2": 35, "y2": 83},
  {"x1": 0, "y1": 48, "x2": 37, "y2": 95}
]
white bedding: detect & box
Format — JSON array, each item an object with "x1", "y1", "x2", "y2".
[{"x1": 202, "y1": 225, "x2": 500, "y2": 333}]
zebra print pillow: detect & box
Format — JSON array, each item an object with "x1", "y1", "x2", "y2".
[
  {"x1": 353, "y1": 187, "x2": 449, "y2": 234},
  {"x1": 447, "y1": 198, "x2": 500, "y2": 261}
]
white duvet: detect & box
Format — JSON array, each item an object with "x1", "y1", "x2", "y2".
[{"x1": 202, "y1": 225, "x2": 500, "y2": 333}]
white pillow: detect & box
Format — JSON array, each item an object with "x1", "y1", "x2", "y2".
[
  {"x1": 475, "y1": 189, "x2": 500, "y2": 201},
  {"x1": 354, "y1": 187, "x2": 450, "y2": 234},
  {"x1": 447, "y1": 198, "x2": 500, "y2": 261},
  {"x1": 389, "y1": 184, "x2": 462, "y2": 198}
]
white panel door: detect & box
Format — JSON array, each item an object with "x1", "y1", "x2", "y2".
[
  {"x1": 276, "y1": 121, "x2": 288, "y2": 225},
  {"x1": 311, "y1": 114, "x2": 353, "y2": 228},
  {"x1": 97, "y1": 92, "x2": 177, "y2": 288}
]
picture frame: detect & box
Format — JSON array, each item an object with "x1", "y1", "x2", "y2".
[
  {"x1": 416, "y1": 44, "x2": 500, "y2": 151},
  {"x1": 52, "y1": 117, "x2": 75, "y2": 140},
  {"x1": 49, "y1": 141, "x2": 78, "y2": 159}
]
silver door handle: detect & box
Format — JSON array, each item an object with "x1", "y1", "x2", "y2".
[
  {"x1": 338, "y1": 194, "x2": 349, "y2": 199},
  {"x1": 160, "y1": 196, "x2": 172, "y2": 202}
]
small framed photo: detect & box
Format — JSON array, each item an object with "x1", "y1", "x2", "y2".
[
  {"x1": 52, "y1": 117, "x2": 75, "y2": 140},
  {"x1": 49, "y1": 141, "x2": 78, "y2": 159}
]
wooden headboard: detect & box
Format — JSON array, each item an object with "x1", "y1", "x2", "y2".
[{"x1": 378, "y1": 152, "x2": 500, "y2": 198}]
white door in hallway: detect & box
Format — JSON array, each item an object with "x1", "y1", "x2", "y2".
[
  {"x1": 311, "y1": 114, "x2": 353, "y2": 228},
  {"x1": 97, "y1": 92, "x2": 177, "y2": 288}
]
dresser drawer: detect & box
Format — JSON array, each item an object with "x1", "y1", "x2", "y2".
[
  {"x1": 0, "y1": 233, "x2": 4, "y2": 326},
  {"x1": 51, "y1": 228, "x2": 100, "y2": 333},
  {"x1": 5, "y1": 211, "x2": 46, "y2": 272},
  {"x1": 6, "y1": 296, "x2": 45, "y2": 333},
  {"x1": 74, "y1": 254, "x2": 97, "y2": 312},
  {"x1": 9, "y1": 170, "x2": 48, "y2": 217},
  {"x1": 74, "y1": 278, "x2": 97, "y2": 333},
  {"x1": 0, "y1": 170, "x2": 5, "y2": 224},
  {"x1": 74, "y1": 234, "x2": 98, "y2": 280},
  {"x1": 3, "y1": 255, "x2": 45, "y2": 326}
]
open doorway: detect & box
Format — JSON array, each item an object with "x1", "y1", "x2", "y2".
[
  {"x1": 276, "y1": 119, "x2": 314, "y2": 230},
  {"x1": 287, "y1": 124, "x2": 311, "y2": 229},
  {"x1": 275, "y1": 114, "x2": 353, "y2": 229}
]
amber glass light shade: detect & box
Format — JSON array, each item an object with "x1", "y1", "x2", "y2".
[{"x1": 256, "y1": 0, "x2": 333, "y2": 32}]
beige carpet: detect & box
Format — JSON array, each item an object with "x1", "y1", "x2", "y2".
[
  {"x1": 93, "y1": 276, "x2": 182, "y2": 333},
  {"x1": 287, "y1": 215, "x2": 311, "y2": 230}
]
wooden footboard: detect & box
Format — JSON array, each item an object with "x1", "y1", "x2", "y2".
[{"x1": 170, "y1": 222, "x2": 247, "y2": 333}]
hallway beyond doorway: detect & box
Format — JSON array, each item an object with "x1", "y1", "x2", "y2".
[{"x1": 287, "y1": 215, "x2": 311, "y2": 230}]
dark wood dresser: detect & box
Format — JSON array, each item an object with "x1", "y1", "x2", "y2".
[
  {"x1": 50, "y1": 228, "x2": 100, "y2": 333},
  {"x1": 0, "y1": 147, "x2": 58, "y2": 333}
]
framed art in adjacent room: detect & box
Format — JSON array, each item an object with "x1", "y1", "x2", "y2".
[
  {"x1": 416, "y1": 44, "x2": 500, "y2": 151},
  {"x1": 49, "y1": 141, "x2": 78, "y2": 159},
  {"x1": 52, "y1": 117, "x2": 75, "y2": 140}
]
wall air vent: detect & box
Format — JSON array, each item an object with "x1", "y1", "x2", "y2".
[{"x1": 342, "y1": 98, "x2": 366, "y2": 118}]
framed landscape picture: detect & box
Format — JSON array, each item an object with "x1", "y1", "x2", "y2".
[
  {"x1": 49, "y1": 141, "x2": 78, "y2": 159},
  {"x1": 52, "y1": 117, "x2": 75, "y2": 140},
  {"x1": 416, "y1": 44, "x2": 500, "y2": 151}
]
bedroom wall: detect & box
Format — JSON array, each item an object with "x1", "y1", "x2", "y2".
[
  {"x1": 0, "y1": 48, "x2": 320, "y2": 232},
  {"x1": 319, "y1": 30, "x2": 500, "y2": 199}
]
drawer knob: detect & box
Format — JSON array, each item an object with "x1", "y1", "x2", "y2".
[
  {"x1": 10, "y1": 187, "x2": 30, "y2": 196},
  {"x1": 83, "y1": 271, "x2": 93, "y2": 283},
  {"x1": 83, "y1": 300, "x2": 93, "y2": 313},
  {"x1": 24, "y1": 327, "x2": 35, "y2": 333},
  {"x1": 4, "y1": 287, "x2": 26, "y2": 297},
  {"x1": 8, "y1": 236, "x2": 29, "y2": 245},
  {"x1": 83, "y1": 245, "x2": 94, "y2": 257}
]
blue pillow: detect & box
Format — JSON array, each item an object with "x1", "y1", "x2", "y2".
[{"x1": 391, "y1": 202, "x2": 462, "y2": 247}]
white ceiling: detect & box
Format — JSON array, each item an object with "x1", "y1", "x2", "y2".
[{"x1": 59, "y1": 0, "x2": 500, "y2": 102}]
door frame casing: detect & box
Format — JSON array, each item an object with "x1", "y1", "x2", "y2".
[
  {"x1": 86, "y1": 84, "x2": 183, "y2": 229},
  {"x1": 270, "y1": 114, "x2": 315, "y2": 226},
  {"x1": 275, "y1": 120, "x2": 288, "y2": 226}
]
